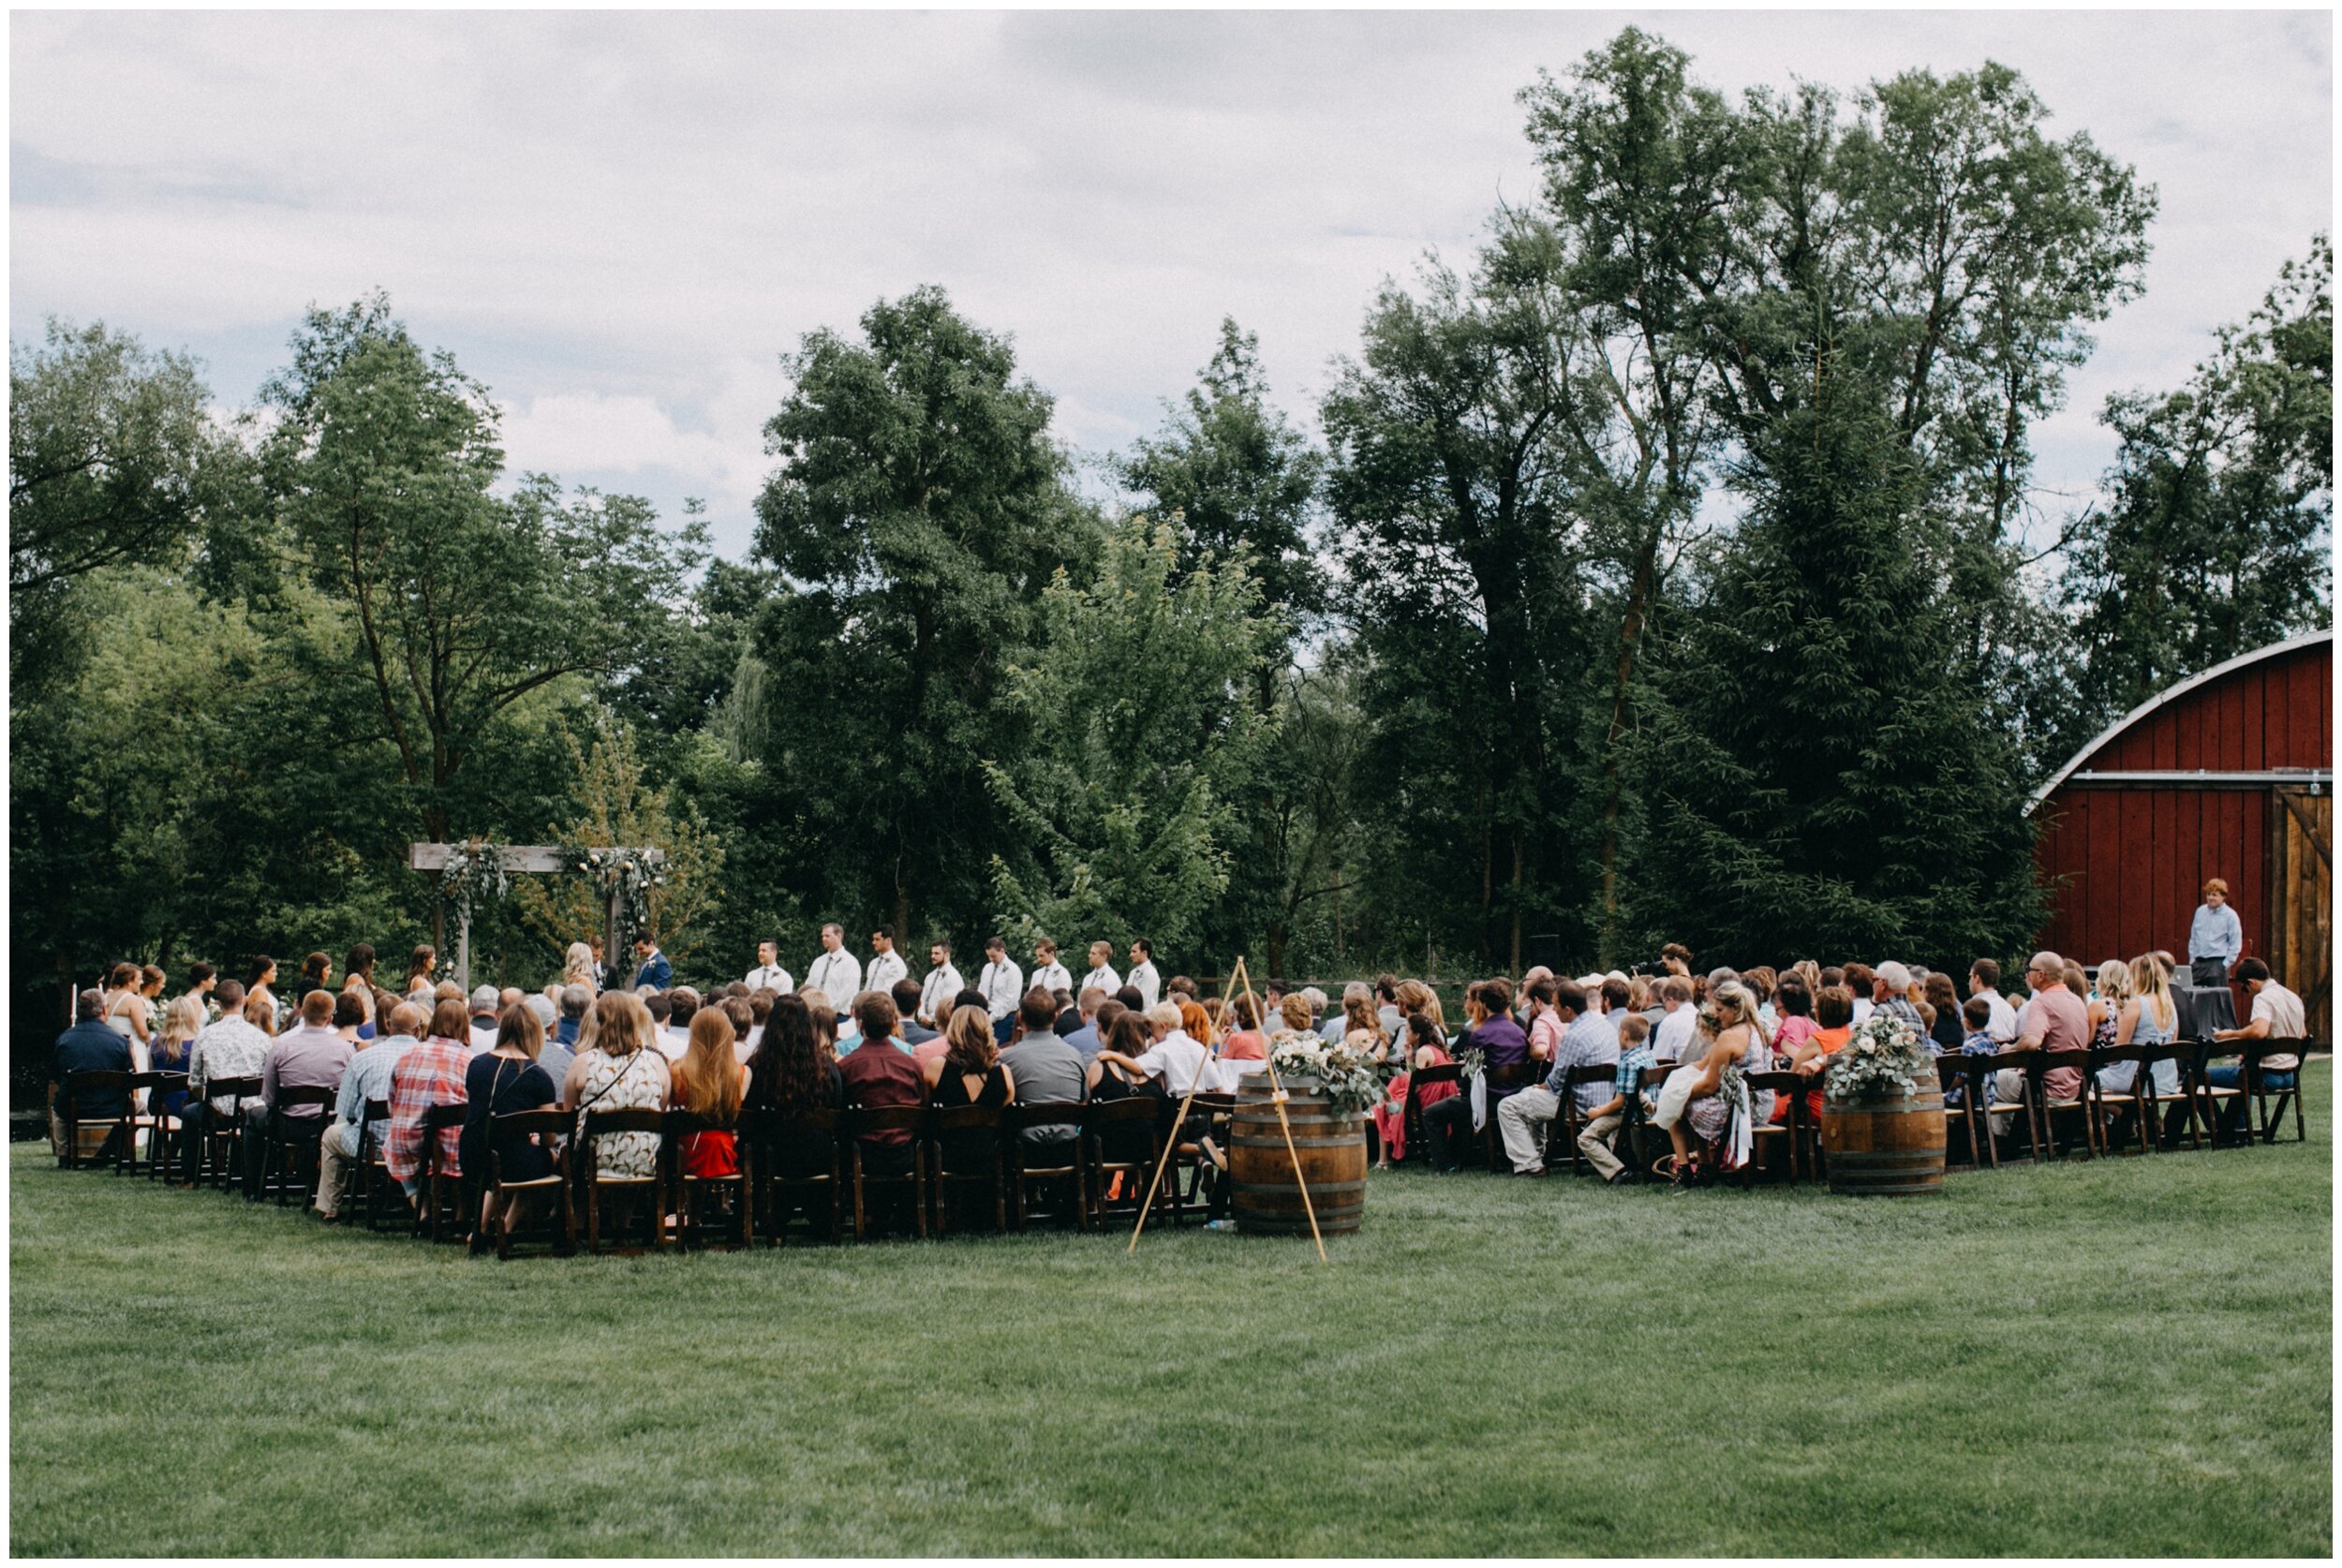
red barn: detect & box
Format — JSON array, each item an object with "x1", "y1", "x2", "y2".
[{"x1": 2030, "y1": 629, "x2": 2332, "y2": 1044}]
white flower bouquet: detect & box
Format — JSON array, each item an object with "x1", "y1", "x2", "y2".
[
  {"x1": 1267, "y1": 1028, "x2": 1384, "y2": 1119},
  {"x1": 1821, "y1": 1012, "x2": 1932, "y2": 1106}
]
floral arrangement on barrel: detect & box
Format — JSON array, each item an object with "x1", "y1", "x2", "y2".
[
  {"x1": 1822, "y1": 1011, "x2": 1934, "y2": 1105},
  {"x1": 1265, "y1": 1028, "x2": 1386, "y2": 1119}
]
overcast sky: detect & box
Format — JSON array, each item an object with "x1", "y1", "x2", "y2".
[{"x1": 12, "y1": 8, "x2": 2332, "y2": 562}]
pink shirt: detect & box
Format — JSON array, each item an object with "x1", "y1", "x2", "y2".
[
  {"x1": 1529, "y1": 1009, "x2": 1565, "y2": 1061},
  {"x1": 2020, "y1": 984, "x2": 2089, "y2": 1100}
]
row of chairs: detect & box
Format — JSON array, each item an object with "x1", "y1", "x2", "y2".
[
  {"x1": 1393, "y1": 1036, "x2": 2314, "y2": 1184},
  {"x1": 49, "y1": 1071, "x2": 1245, "y2": 1258}
]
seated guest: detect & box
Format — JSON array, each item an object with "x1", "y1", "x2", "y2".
[
  {"x1": 924, "y1": 1003, "x2": 1015, "y2": 1181},
  {"x1": 248, "y1": 989, "x2": 356, "y2": 1195},
  {"x1": 668, "y1": 986, "x2": 702, "y2": 1051},
  {"x1": 1468, "y1": 974, "x2": 1532, "y2": 1084},
  {"x1": 837, "y1": 991, "x2": 926, "y2": 1176},
  {"x1": 1001, "y1": 988, "x2": 1087, "y2": 1151},
  {"x1": 52, "y1": 988, "x2": 134, "y2": 1160},
  {"x1": 1086, "y1": 1011, "x2": 1168, "y2": 1170},
  {"x1": 1998, "y1": 951, "x2": 2088, "y2": 1111},
  {"x1": 245, "y1": 986, "x2": 280, "y2": 1040},
  {"x1": 1783, "y1": 984, "x2": 1857, "y2": 1124},
  {"x1": 1371, "y1": 1009, "x2": 1458, "y2": 1169},
  {"x1": 1495, "y1": 979, "x2": 1615, "y2": 1176},
  {"x1": 545, "y1": 985, "x2": 590, "y2": 1081},
  {"x1": 642, "y1": 990, "x2": 681, "y2": 1059},
  {"x1": 1653, "y1": 976, "x2": 1697, "y2": 1060},
  {"x1": 1771, "y1": 980, "x2": 1819, "y2": 1058},
  {"x1": 1273, "y1": 993, "x2": 1315, "y2": 1040},
  {"x1": 150, "y1": 995, "x2": 204, "y2": 1125},
  {"x1": 1922, "y1": 972, "x2": 1964, "y2": 1053},
  {"x1": 895, "y1": 979, "x2": 939, "y2": 1046},
  {"x1": 1325, "y1": 982, "x2": 1379, "y2": 1048},
  {"x1": 334, "y1": 990, "x2": 370, "y2": 1048},
  {"x1": 467, "y1": 986, "x2": 501, "y2": 1054},
  {"x1": 386, "y1": 998, "x2": 477, "y2": 1198},
  {"x1": 1522, "y1": 976, "x2": 1565, "y2": 1064},
  {"x1": 1221, "y1": 995, "x2": 1268, "y2": 1063},
  {"x1": 1053, "y1": 989, "x2": 1081, "y2": 1040},
  {"x1": 745, "y1": 988, "x2": 777, "y2": 1057},
  {"x1": 797, "y1": 988, "x2": 838, "y2": 1059},
  {"x1": 2208, "y1": 957, "x2": 2305, "y2": 1137},
  {"x1": 719, "y1": 995, "x2": 755, "y2": 1051},
  {"x1": 744, "y1": 993, "x2": 845, "y2": 1181},
  {"x1": 670, "y1": 1006, "x2": 749, "y2": 1181},
  {"x1": 1842, "y1": 963, "x2": 1876, "y2": 1025},
  {"x1": 1652, "y1": 982, "x2": 1773, "y2": 1181},
  {"x1": 316, "y1": 1000, "x2": 426, "y2": 1220},
  {"x1": 1577, "y1": 1013, "x2": 1657, "y2": 1184},
  {"x1": 1097, "y1": 1002, "x2": 1210, "y2": 1098},
  {"x1": 461, "y1": 1004, "x2": 560, "y2": 1247},
  {"x1": 177, "y1": 981, "x2": 270, "y2": 1183},
  {"x1": 1941, "y1": 995, "x2": 2000, "y2": 1111},
  {"x1": 562, "y1": 991, "x2": 670, "y2": 1181},
  {"x1": 1062, "y1": 987, "x2": 1112, "y2": 1058}
]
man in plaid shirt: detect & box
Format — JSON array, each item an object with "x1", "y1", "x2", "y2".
[
  {"x1": 385, "y1": 998, "x2": 473, "y2": 1195},
  {"x1": 1576, "y1": 1013, "x2": 1657, "y2": 1183}
]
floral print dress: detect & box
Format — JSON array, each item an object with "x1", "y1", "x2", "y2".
[{"x1": 572, "y1": 1049, "x2": 665, "y2": 1179}]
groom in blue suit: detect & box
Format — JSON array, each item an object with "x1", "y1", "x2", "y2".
[{"x1": 631, "y1": 935, "x2": 672, "y2": 991}]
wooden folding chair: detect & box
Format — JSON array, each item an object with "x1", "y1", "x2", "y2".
[
  {"x1": 58, "y1": 1071, "x2": 134, "y2": 1170},
  {"x1": 1934, "y1": 1053, "x2": 1994, "y2": 1169},
  {"x1": 141, "y1": 1072, "x2": 191, "y2": 1182},
  {"x1": 414, "y1": 1102, "x2": 471, "y2": 1243},
  {"x1": 114, "y1": 1072, "x2": 174, "y2": 1179},
  {"x1": 482, "y1": 1108, "x2": 574, "y2": 1259},
  {"x1": 1742, "y1": 1071, "x2": 1805, "y2": 1184},
  {"x1": 197, "y1": 1076, "x2": 262, "y2": 1191},
  {"x1": 1549, "y1": 1064, "x2": 1614, "y2": 1174},
  {"x1": 840, "y1": 1105, "x2": 926, "y2": 1241},
  {"x1": 1003, "y1": 1102, "x2": 1086, "y2": 1231},
  {"x1": 577, "y1": 1106, "x2": 669, "y2": 1254},
  {"x1": 252, "y1": 1087, "x2": 337, "y2": 1205},
  {"x1": 2246, "y1": 1038, "x2": 2313, "y2": 1144},
  {"x1": 352, "y1": 1098, "x2": 406, "y2": 1232},
  {"x1": 1159, "y1": 1092, "x2": 1233, "y2": 1224},
  {"x1": 740, "y1": 1107, "x2": 842, "y2": 1246},
  {"x1": 2187, "y1": 1040, "x2": 2254, "y2": 1147},
  {"x1": 1477, "y1": 1063, "x2": 1534, "y2": 1170},
  {"x1": 2136, "y1": 1042, "x2": 2201, "y2": 1151},
  {"x1": 926, "y1": 1103, "x2": 1007, "y2": 1237},
  {"x1": 668, "y1": 1112, "x2": 749, "y2": 1251},
  {"x1": 1081, "y1": 1098, "x2": 1162, "y2": 1228},
  {"x1": 2037, "y1": 1048, "x2": 2096, "y2": 1158},
  {"x1": 1979, "y1": 1052, "x2": 2040, "y2": 1165},
  {"x1": 1401, "y1": 1063, "x2": 1464, "y2": 1166},
  {"x1": 2085, "y1": 1045, "x2": 2153, "y2": 1157}
]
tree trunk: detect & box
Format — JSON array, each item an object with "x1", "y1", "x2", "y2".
[
  {"x1": 1509, "y1": 832, "x2": 1524, "y2": 974},
  {"x1": 1597, "y1": 525, "x2": 1662, "y2": 966},
  {"x1": 1267, "y1": 920, "x2": 1289, "y2": 980}
]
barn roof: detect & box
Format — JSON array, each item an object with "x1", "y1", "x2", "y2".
[{"x1": 2026, "y1": 629, "x2": 2334, "y2": 814}]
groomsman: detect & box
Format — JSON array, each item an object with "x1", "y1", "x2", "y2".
[
  {"x1": 744, "y1": 939, "x2": 793, "y2": 995},
  {"x1": 1030, "y1": 938, "x2": 1072, "y2": 999},
  {"x1": 1081, "y1": 940, "x2": 1120, "y2": 999},
  {"x1": 1127, "y1": 939, "x2": 1162, "y2": 1010},
  {"x1": 918, "y1": 941, "x2": 964, "y2": 1027},
  {"x1": 805, "y1": 923, "x2": 861, "y2": 1004},
  {"x1": 978, "y1": 936, "x2": 1023, "y2": 1044},
  {"x1": 865, "y1": 925, "x2": 909, "y2": 996}
]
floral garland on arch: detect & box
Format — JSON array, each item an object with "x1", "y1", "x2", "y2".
[
  {"x1": 437, "y1": 840, "x2": 511, "y2": 911},
  {"x1": 562, "y1": 844, "x2": 665, "y2": 945},
  {"x1": 1265, "y1": 1028, "x2": 1386, "y2": 1120},
  {"x1": 1822, "y1": 1012, "x2": 1932, "y2": 1105}
]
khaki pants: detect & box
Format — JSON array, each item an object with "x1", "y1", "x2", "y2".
[
  {"x1": 1578, "y1": 1111, "x2": 1629, "y2": 1181},
  {"x1": 1497, "y1": 1085, "x2": 1560, "y2": 1172},
  {"x1": 313, "y1": 1117, "x2": 361, "y2": 1218}
]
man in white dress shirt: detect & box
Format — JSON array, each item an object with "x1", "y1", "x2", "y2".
[
  {"x1": 804, "y1": 924, "x2": 861, "y2": 1012},
  {"x1": 977, "y1": 936, "x2": 1023, "y2": 1044},
  {"x1": 918, "y1": 941, "x2": 964, "y2": 1027},
  {"x1": 744, "y1": 939, "x2": 793, "y2": 996},
  {"x1": 1081, "y1": 940, "x2": 1121, "y2": 1001},
  {"x1": 865, "y1": 925, "x2": 909, "y2": 997},
  {"x1": 1126, "y1": 939, "x2": 1162, "y2": 1010},
  {"x1": 1030, "y1": 938, "x2": 1073, "y2": 1000}
]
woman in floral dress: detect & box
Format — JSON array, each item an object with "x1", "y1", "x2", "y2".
[{"x1": 564, "y1": 990, "x2": 671, "y2": 1179}]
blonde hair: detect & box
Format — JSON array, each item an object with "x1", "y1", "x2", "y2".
[
  {"x1": 1341, "y1": 983, "x2": 1386, "y2": 1045},
  {"x1": 562, "y1": 941, "x2": 598, "y2": 988},
  {"x1": 160, "y1": 995, "x2": 204, "y2": 1048},
  {"x1": 2095, "y1": 959, "x2": 2133, "y2": 1006},
  {"x1": 1707, "y1": 981, "x2": 1771, "y2": 1049},
  {"x1": 590, "y1": 990, "x2": 650, "y2": 1057},
  {"x1": 1394, "y1": 979, "x2": 1446, "y2": 1039},
  {"x1": 2128, "y1": 954, "x2": 2174, "y2": 1034},
  {"x1": 1144, "y1": 1001, "x2": 1183, "y2": 1031},
  {"x1": 678, "y1": 1009, "x2": 742, "y2": 1123}
]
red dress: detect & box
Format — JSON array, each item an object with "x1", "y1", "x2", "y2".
[
  {"x1": 674, "y1": 1062, "x2": 742, "y2": 1177},
  {"x1": 1373, "y1": 1043, "x2": 1457, "y2": 1161}
]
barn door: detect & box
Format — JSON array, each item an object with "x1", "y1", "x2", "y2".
[{"x1": 2269, "y1": 786, "x2": 2332, "y2": 1044}]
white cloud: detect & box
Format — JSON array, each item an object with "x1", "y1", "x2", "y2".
[{"x1": 12, "y1": 9, "x2": 2332, "y2": 566}]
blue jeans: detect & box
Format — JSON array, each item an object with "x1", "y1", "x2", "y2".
[{"x1": 2204, "y1": 1064, "x2": 2296, "y2": 1136}]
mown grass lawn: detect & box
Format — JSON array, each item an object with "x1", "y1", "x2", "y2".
[{"x1": 11, "y1": 1070, "x2": 2331, "y2": 1556}]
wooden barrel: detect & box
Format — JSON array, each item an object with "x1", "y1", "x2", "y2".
[
  {"x1": 1229, "y1": 1078, "x2": 1367, "y2": 1236},
  {"x1": 1817, "y1": 1062, "x2": 1948, "y2": 1196}
]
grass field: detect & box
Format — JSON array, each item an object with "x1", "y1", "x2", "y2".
[{"x1": 11, "y1": 1072, "x2": 2332, "y2": 1557}]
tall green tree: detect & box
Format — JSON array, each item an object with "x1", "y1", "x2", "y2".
[
  {"x1": 9, "y1": 319, "x2": 246, "y2": 692},
  {"x1": 1322, "y1": 214, "x2": 1603, "y2": 969},
  {"x1": 258, "y1": 294, "x2": 704, "y2": 851},
  {"x1": 2060, "y1": 236, "x2": 2333, "y2": 731},
  {"x1": 984, "y1": 517, "x2": 1281, "y2": 957},
  {"x1": 751, "y1": 285, "x2": 1096, "y2": 940}
]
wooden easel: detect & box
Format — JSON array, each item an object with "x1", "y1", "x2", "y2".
[{"x1": 1126, "y1": 956, "x2": 1327, "y2": 1263}]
